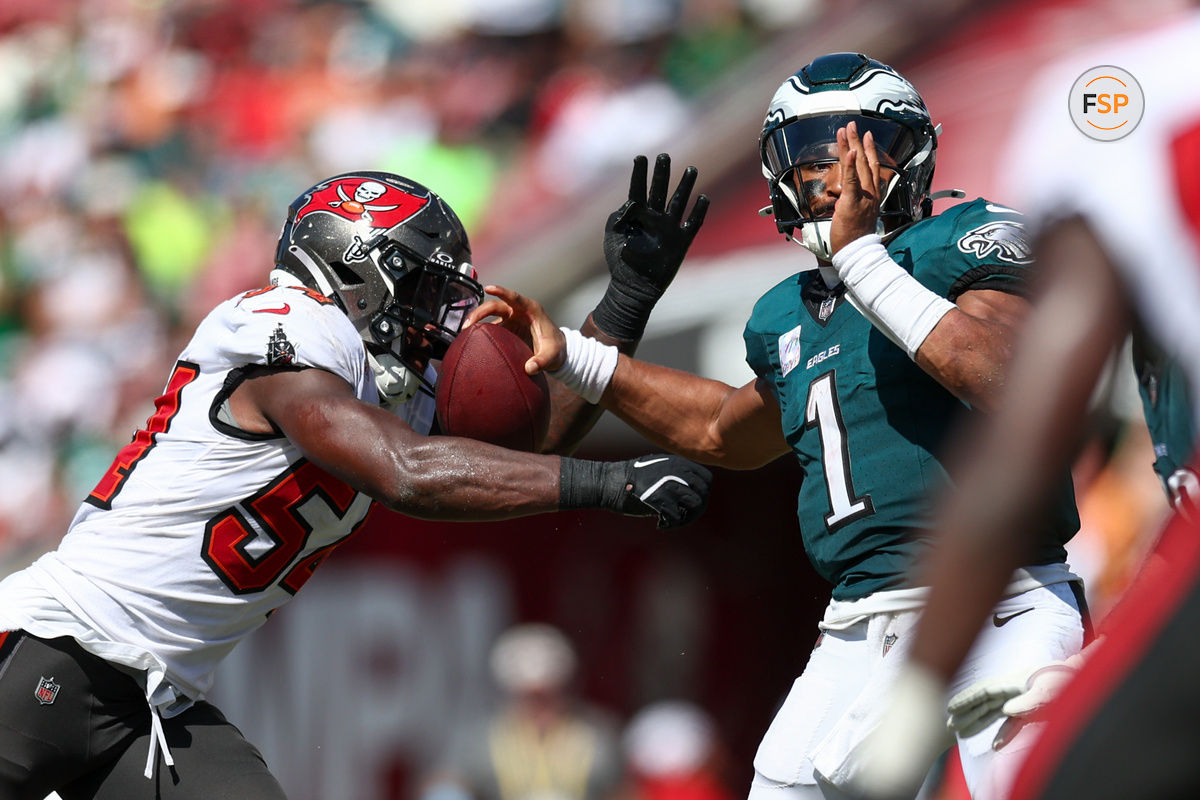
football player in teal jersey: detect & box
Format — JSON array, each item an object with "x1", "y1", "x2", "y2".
[{"x1": 475, "y1": 53, "x2": 1084, "y2": 800}]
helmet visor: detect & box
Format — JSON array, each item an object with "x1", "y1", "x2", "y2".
[
  {"x1": 390, "y1": 264, "x2": 483, "y2": 358},
  {"x1": 762, "y1": 114, "x2": 917, "y2": 177}
]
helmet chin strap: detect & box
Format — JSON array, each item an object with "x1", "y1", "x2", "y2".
[
  {"x1": 794, "y1": 220, "x2": 848, "y2": 289},
  {"x1": 368, "y1": 351, "x2": 422, "y2": 406}
]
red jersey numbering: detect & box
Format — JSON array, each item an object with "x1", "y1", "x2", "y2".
[
  {"x1": 202, "y1": 459, "x2": 364, "y2": 595},
  {"x1": 87, "y1": 361, "x2": 200, "y2": 510}
]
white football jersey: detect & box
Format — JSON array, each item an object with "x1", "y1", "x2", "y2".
[
  {"x1": 0, "y1": 284, "x2": 435, "y2": 701},
  {"x1": 1000, "y1": 13, "x2": 1200, "y2": 433}
]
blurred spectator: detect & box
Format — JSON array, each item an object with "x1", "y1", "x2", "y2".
[
  {"x1": 421, "y1": 623, "x2": 625, "y2": 800},
  {"x1": 618, "y1": 701, "x2": 736, "y2": 800}
]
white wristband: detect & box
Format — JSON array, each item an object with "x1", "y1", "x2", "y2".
[
  {"x1": 549, "y1": 327, "x2": 618, "y2": 404},
  {"x1": 832, "y1": 234, "x2": 956, "y2": 359}
]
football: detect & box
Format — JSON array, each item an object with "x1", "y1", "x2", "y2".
[{"x1": 436, "y1": 323, "x2": 551, "y2": 452}]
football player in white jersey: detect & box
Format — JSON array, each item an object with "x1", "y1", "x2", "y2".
[
  {"x1": 854, "y1": 11, "x2": 1200, "y2": 800},
  {"x1": 0, "y1": 166, "x2": 712, "y2": 799}
]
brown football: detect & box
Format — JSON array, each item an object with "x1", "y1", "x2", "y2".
[{"x1": 436, "y1": 323, "x2": 551, "y2": 452}]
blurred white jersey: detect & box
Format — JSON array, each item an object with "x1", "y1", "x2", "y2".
[
  {"x1": 0, "y1": 284, "x2": 435, "y2": 703},
  {"x1": 1001, "y1": 12, "x2": 1200, "y2": 432}
]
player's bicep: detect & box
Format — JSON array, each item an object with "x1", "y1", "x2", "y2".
[
  {"x1": 916, "y1": 289, "x2": 1031, "y2": 412},
  {"x1": 711, "y1": 377, "x2": 790, "y2": 469},
  {"x1": 234, "y1": 367, "x2": 423, "y2": 491},
  {"x1": 954, "y1": 287, "x2": 1030, "y2": 329}
]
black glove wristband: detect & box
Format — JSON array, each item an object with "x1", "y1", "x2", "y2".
[
  {"x1": 559, "y1": 457, "x2": 626, "y2": 511},
  {"x1": 592, "y1": 275, "x2": 661, "y2": 341}
]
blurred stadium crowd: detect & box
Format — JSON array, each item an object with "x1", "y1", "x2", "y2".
[{"x1": 0, "y1": 0, "x2": 824, "y2": 569}]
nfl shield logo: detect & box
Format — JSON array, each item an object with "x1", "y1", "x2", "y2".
[
  {"x1": 35, "y1": 676, "x2": 60, "y2": 705},
  {"x1": 882, "y1": 633, "x2": 898, "y2": 657}
]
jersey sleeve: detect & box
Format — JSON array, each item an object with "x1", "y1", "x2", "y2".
[
  {"x1": 185, "y1": 285, "x2": 373, "y2": 403},
  {"x1": 742, "y1": 275, "x2": 801, "y2": 401},
  {"x1": 891, "y1": 199, "x2": 1037, "y2": 301}
]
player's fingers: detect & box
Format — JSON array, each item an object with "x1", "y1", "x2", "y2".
[
  {"x1": 628, "y1": 155, "x2": 648, "y2": 203},
  {"x1": 483, "y1": 284, "x2": 539, "y2": 313},
  {"x1": 526, "y1": 325, "x2": 566, "y2": 374},
  {"x1": 861, "y1": 130, "x2": 881, "y2": 194},
  {"x1": 845, "y1": 121, "x2": 872, "y2": 192},
  {"x1": 837, "y1": 127, "x2": 859, "y2": 191},
  {"x1": 465, "y1": 298, "x2": 511, "y2": 327},
  {"x1": 648, "y1": 153, "x2": 671, "y2": 210},
  {"x1": 682, "y1": 194, "x2": 709, "y2": 242},
  {"x1": 667, "y1": 165, "x2": 697, "y2": 221}
]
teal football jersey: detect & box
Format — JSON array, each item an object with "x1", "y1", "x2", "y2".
[
  {"x1": 1133, "y1": 330, "x2": 1198, "y2": 495},
  {"x1": 745, "y1": 199, "x2": 1079, "y2": 600}
]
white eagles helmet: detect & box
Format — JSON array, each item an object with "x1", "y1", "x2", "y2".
[{"x1": 760, "y1": 52, "x2": 938, "y2": 261}]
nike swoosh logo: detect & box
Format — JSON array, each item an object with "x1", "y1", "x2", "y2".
[
  {"x1": 985, "y1": 203, "x2": 1023, "y2": 216},
  {"x1": 254, "y1": 304, "x2": 291, "y2": 315},
  {"x1": 633, "y1": 457, "x2": 670, "y2": 468},
  {"x1": 638, "y1": 475, "x2": 688, "y2": 501},
  {"x1": 992, "y1": 607, "x2": 1035, "y2": 627}
]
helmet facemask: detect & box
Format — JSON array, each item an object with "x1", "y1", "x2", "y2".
[{"x1": 360, "y1": 235, "x2": 483, "y2": 402}]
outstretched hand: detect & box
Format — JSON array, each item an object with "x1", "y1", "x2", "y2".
[
  {"x1": 467, "y1": 285, "x2": 566, "y2": 375},
  {"x1": 594, "y1": 153, "x2": 709, "y2": 340},
  {"x1": 830, "y1": 121, "x2": 883, "y2": 255}
]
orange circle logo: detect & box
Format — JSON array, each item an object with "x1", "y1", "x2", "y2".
[{"x1": 1069, "y1": 66, "x2": 1144, "y2": 141}]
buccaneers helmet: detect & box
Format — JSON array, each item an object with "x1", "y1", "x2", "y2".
[
  {"x1": 273, "y1": 171, "x2": 483, "y2": 404},
  {"x1": 760, "y1": 52, "x2": 938, "y2": 260}
]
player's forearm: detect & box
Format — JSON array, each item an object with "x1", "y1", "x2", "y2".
[
  {"x1": 914, "y1": 311, "x2": 1016, "y2": 412},
  {"x1": 601, "y1": 356, "x2": 740, "y2": 466},
  {"x1": 540, "y1": 314, "x2": 639, "y2": 455},
  {"x1": 909, "y1": 503, "x2": 1034, "y2": 681},
  {"x1": 373, "y1": 436, "x2": 565, "y2": 520}
]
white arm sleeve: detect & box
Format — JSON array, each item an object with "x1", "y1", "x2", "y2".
[{"x1": 833, "y1": 234, "x2": 957, "y2": 359}]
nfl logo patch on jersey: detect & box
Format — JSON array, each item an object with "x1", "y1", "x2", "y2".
[
  {"x1": 35, "y1": 676, "x2": 60, "y2": 705},
  {"x1": 882, "y1": 633, "x2": 898, "y2": 657},
  {"x1": 779, "y1": 325, "x2": 803, "y2": 377}
]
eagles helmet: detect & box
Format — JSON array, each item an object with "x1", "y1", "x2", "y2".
[
  {"x1": 273, "y1": 171, "x2": 484, "y2": 404},
  {"x1": 760, "y1": 52, "x2": 938, "y2": 260}
]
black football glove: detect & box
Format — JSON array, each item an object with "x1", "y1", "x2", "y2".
[
  {"x1": 593, "y1": 153, "x2": 709, "y2": 340},
  {"x1": 559, "y1": 454, "x2": 712, "y2": 529}
]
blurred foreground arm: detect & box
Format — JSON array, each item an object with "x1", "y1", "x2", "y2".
[{"x1": 851, "y1": 218, "x2": 1135, "y2": 798}]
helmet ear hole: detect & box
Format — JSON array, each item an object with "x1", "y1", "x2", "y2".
[{"x1": 332, "y1": 262, "x2": 365, "y2": 286}]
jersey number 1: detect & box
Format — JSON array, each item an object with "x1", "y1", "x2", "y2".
[{"x1": 806, "y1": 372, "x2": 874, "y2": 531}]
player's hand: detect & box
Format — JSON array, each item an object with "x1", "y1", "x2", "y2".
[
  {"x1": 1167, "y1": 467, "x2": 1199, "y2": 519},
  {"x1": 831, "y1": 121, "x2": 882, "y2": 255},
  {"x1": 593, "y1": 154, "x2": 709, "y2": 340},
  {"x1": 947, "y1": 651, "x2": 1086, "y2": 750},
  {"x1": 946, "y1": 671, "x2": 1028, "y2": 738},
  {"x1": 617, "y1": 454, "x2": 712, "y2": 528},
  {"x1": 471, "y1": 285, "x2": 566, "y2": 374}
]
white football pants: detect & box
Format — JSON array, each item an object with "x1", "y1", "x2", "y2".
[{"x1": 746, "y1": 582, "x2": 1084, "y2": 800}]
